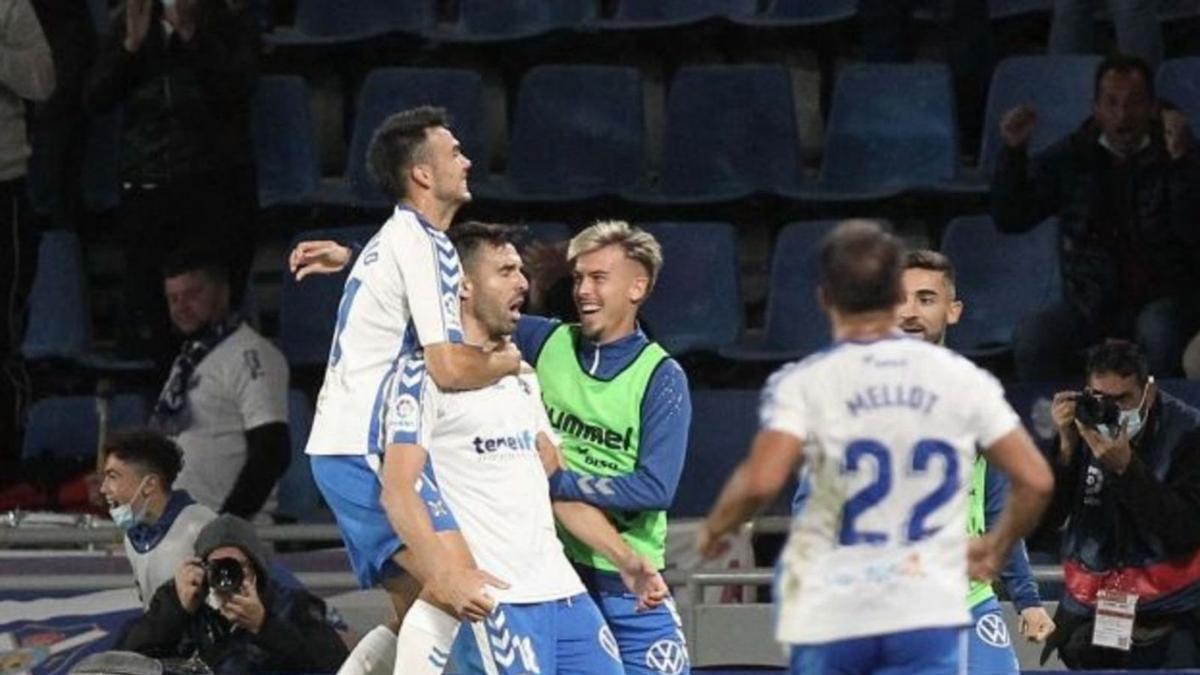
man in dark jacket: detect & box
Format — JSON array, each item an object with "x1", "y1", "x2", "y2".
[
  {"x1": 1041, "y1": 340, "x2": 1200, "y2": 668},
  {"x1": 991, "y1": 53, "x2": 1200, "y2": 380},
  {"x1": 118, "y1": 514, "x2": 348, "y2": 674},
  {"x1": 84, "y1": 0, "x2": 259, "y2": 365}
]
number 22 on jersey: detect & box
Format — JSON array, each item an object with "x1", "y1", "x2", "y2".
[{"x1": 838, "y1": 439, "x2": 959, "y2": 546}]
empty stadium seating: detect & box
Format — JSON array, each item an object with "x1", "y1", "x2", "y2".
[
  {"x1": 941, "y1": 214, "x2": 1062, "y2": 357},
  {"x1": 275, "y1": 389, "x2": 323, "y2": 522},
  {"x1": 22, "y1": 394, "x2": 149, "y2": 461},
  {"x1": 605, "y1": 0, "x2": 758, "y2": 29},
  {"x1": 253, "y1": 75, "x2": 321, "y2": 209},
  {"x1": 640, "y1": 222, "x2": 742, "y2": 356},
  {"x1": 265, "y1": 0, "x2": 435, "y2": 47},
  {"x1": 1157, "y1": 57, "x2": 1200, "y2": 134},
  {"x1": 22, "y1": 231, "x2": 90, "y2": 363},
  {"x1": 438, "y1": 0, "x2": 598, "y2": 42}
]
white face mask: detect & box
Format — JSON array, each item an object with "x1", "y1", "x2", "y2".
[
  {"x1": 1098, "y1": 377, "x2": 1152, "y2": 441},
  {"x1": 108, "y1": 476, "x2": 150, "y2": 530}
]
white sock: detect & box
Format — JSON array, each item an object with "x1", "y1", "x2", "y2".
[
  {"x1": 394, "y1": 599, "x2": 460, "y2": 675},
  {"x1": 337, "y1": 625, "x2": 398, "y2": 675}
]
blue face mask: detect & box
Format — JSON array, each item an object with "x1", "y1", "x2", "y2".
[{"x1": 109, "y1": 476, "x2": 150, "y2": 531}]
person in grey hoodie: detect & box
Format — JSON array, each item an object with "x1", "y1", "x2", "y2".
[{"x1": 118, "y1": 514, "x2": 348, "y2": 674}]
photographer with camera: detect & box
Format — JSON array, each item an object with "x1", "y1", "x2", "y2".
[
  {"x1": 1041, "y1": 339, "x2": 1200, "y2": 668},
  {"x1": 117, "y1": 514, "x2": 347, "y2": 674}
]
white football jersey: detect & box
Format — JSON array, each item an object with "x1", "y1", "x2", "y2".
[
  {"x1": 307, "y1": 207, "x2": 463, "y2": 456},
  {"x1": 763, "y1": 335, "x2": 1019, "y2": 645},
  {"x1": 388, "y1": 358, "x2": 585, "y2": 604},
  {"x1": 125, "y1": 502, "x2": 217, "y2": 609}
]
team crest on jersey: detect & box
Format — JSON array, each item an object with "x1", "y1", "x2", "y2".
[
  {"x1": 975, "y1": 612, "x2": 1011, "y2": 648},
  {"x1": 393, "y1": 394, "x2": 420, "y2": 433},
  {"x1": 645, "y1": 638, "x2": 688, "y2": 675}
]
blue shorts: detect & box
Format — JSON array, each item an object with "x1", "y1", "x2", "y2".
[
  {"x1": 581, "y1": 570, "x2": 691, "y2": 675},
  {"x1": 789, "y1": 626, "x2": 967, "y2": 675},
  {"x1": 967, "y1": 597, "x2": 1020, "y2": 675},
  {"x1": 451, "y1": 594, "x2": 623, "y2": 675},
  {"x1": 310, "y1": 454, "x2": 458, "y2": 588}
]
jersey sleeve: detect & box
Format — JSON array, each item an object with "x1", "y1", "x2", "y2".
[
  {"x1": 967, "y1": 366, "x2": 1021, "y2": 448},
  {"x1": 386, "y1": 221, "x2": 463, "y2": 347},
  {"x1": 385, "y1": 357, "x2": 437, "y2": 449},
  {"x1": 232, "y1": 337, "x2": 289, "y2": 430},
  {"x1": 759, "y1": 363, "x2": 808, "y2": 441}
]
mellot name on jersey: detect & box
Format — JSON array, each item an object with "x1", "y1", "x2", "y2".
[{"x1": 845, "y1": 383, "x2": 941, "y2": 417}]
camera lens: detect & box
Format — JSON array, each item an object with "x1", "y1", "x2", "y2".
[{"x1": 205, "y1": 558, "x2": 245, "y2": 593}]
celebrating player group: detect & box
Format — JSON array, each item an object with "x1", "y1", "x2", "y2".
[{"x1": 289, "y1": 106, "x2": 1054, "y2": 675}]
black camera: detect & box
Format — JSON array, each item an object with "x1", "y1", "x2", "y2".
[
  {"x1": 1073, "y1": 391, "x2": 1120, "y2": 428},
  {"x1": 203, "y1": 558, "x2": 245, "y2": 594}
]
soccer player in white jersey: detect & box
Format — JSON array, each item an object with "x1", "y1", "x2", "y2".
[
  {"x1": 383, "y1": 222, "x2": 667, "y2": 675},
  {"x1": 299, "y1": 107, "x2": 521, "y2": 675},
  {"x1": 697, "y1": 220, "x2": 1054, "y2": 674}
]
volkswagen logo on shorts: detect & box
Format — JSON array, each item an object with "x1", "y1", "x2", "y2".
[
  {"x1": 976, "y1": 612, "x2": 1011, "y2": 648},
  {"x1": 598, "y1": 625, "x2": 621, "y2": 662},
  {"x1": 645, "y1": 639, "x2": 687, "y2": 675}
]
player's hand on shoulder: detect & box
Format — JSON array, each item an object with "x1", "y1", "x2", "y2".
[
  {"x1": 1019, "y1": 605, "x2": 1056, "y2": 643},
  {"x1": 289, "y1": 240, "x2": 352, "y2": 281},
  {"x1": 430, "y1": 566, "x2": 510, "y2": 622},
  {"x1": 493, "y1": 340, "x2": 522, "y2": 376}
]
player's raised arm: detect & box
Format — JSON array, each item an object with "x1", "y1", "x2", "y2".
[
  {"x1": 973, "y1": 427, "x2": 1054, "y2": 581},
  {"x1": 422, "y1": 341, "x2": 520, "y2": 391},
  {"x1": 552, "y1": 501, "x2": 667, "y2": 611},
  {"x1": 698, "y1": 429, "x2": 804, "y2": 559}
]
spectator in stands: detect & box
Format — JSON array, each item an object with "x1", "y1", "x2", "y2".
[
  {"x1": 118, "y1": 513, "x2": 348, "y2": 674},
  {"x1": 993, "y1": 54, "x2": 1200, "y2": 380},
  {"x1": 84, "y1": 0, "x2": 259, "y2": 365},
  {"x1": 99, "y1": 428, "x2": 217, "y2": 608},
  {"x1": 1050, "y1": 0, "x2": 1163, "y2": 69},
  {"x1": 0, "y1": 0, "x2": 54, "y2": 470},
  {"x1": 151, "y1": 248, "x2": 289, "y2": 519},
  {"x1": 1041, "y1": 340, "x2": 1200, "y2": 668}
]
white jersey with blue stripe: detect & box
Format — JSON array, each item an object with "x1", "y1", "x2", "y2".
[
  {"x1": 763, "y1": 335, "x2": 1019, "y2": 645},
  {"x1": 306, "y1": 207, "x2": 463, "y2": 456},
  {"x1": 388, "y1": 358, "x2": 586, "y2": 604}
]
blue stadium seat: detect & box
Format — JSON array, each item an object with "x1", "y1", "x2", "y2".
[
  {"x1": 733, "y1": 0, "x2": 856, "y2": 26},
  {"x1": 640, "y1": 223, "x2": 741, "y2": 356},
  {"x1": 978, "y1": 55, "x2": 1101, "y2": 176},
  {"x1": 437, "y1": 0, "x2": 597, "y2": 42},
  {"x1": 22, "y1": 394, "x2": 149, "y2": 461},
  {"x1": 480, "y1": 66, "x2": 643, "y2": 202},
  {"x1": 797, "y1": 64, "x2": 958, "y2": 200},
  {"x1": 630, "y1": 65, "x2": 803, "y2": 203},
  {"x1": 722, "y1": 220, "x2": 843, "y2": 361},
  {"x1": 672, "y1": 389, "x2": 759, "y2": 518},
  {"x1": 606, "y1": 0, "x2": 757, "y2": 28},
  {"x1": 81, "y1": 109, "x2": 122, "y2": 213},
  {"x1": 22, "y1": 231, "x2": 89, "y2": 362},
  {"x1": 941, "y1": 215, "x2": 1062, "y2": 357},
  {"x1": 988, "y1": 0, "x2": 1053, "y2": 17},
  {"x1": 280, "y1": 226, "x2": 377, "y2": 369},
  {"x1": 335, "y1": 68, "x2": 487, "y2": 206},
  {"x1": 276, "y1": 389, "x2": 323, "y2": 522},
  {"x1": 1157, "y1": 57, "x2": 1200, "y2": 136},
  {"x1": 520, "y1": 221, "x2": 573, "y2": 243},
  {"x1": 253, "y1": 76, "x2": 320, "y2": 209},
  {"x1": 1161, "y1": 378, "x2": 1200, "y2": 409},
  {"x1": 266, "y1": 0, "x2": 435, "y2": 46}
]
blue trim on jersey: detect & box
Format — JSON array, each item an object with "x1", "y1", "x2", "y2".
[
  {"x1": 367, "y1": 327, "x2": 416, "y2": 454},
  {"x1": 389, "y1": 357, "x2": 427, "y2": 445},
  {"x1": 428, "y1": 230, "x2": 464, "y2": 344},
  {"x1": 329, "y1": 277, "x2": 362, "y2": 367},
  {"x1": 126, "y1": 490, "x2": 196, "y2": 553}
]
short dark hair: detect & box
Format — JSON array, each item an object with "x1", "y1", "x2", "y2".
[
  {"x1": 1094, "y1": 53, "x2": 1155, "y2": 101},
  {"x1": 366, "y1": 106, "x2": 451, "y2": 203},
  {"x1": 103, "y1": 429, "x2": 185, "y2": 488},
  {"x1": 1086, "y1": 339, "x2": 1150, "y2": 385},
  {"x1": 161, "y1": 246, "x2": 230, "y2": 287},
  {"x1": 449, "y1": 221, "x2": 525, "y2": 272},
  {"x1": 904, "y1": 249, "x2": 956, "y2": 290},
  {"x1": 819, "y1": 220, "x2": 905, "y2": 314}
]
